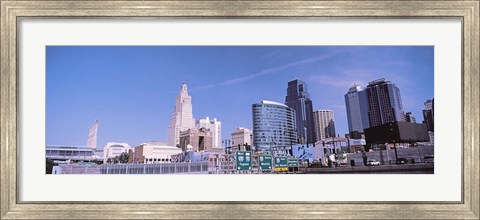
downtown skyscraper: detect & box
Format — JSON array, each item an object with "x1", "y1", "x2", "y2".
[
  {"x1": 168, "y1": 83, "x2": 195, "y2": 147},
  {"x1": 313, "y1": 110, "x2": 336, "y2": 141},
  {"x1": 422, "y1": 98, "x2": 434, "y2": 132},
  {"x1": 344, "y1": 84, "x2": 370, "y2": 138},
  {"x1": 422, "y1": 98, "x2": 434, "y2": 144},
  {"x1": 252, "y1": 100, "x2": 297, "y2": 150},
  {"x1": 405, "y1": 112, "x2": 417, "y2": 123},
  {"x1": 365, "y1": 78, "x2": 406, "y2": 127},
  {"x1": 285, "y1": 79, "x2": 316, "y2": 144}
]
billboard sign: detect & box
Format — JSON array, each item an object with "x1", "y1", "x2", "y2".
[
  {"x1": 236, "y1": 151, "x2": 252, "y2": 170},
  {"x1": 291, "y1": 144, "x2": 315, "y2": 163},
  {"x1": 349, "y1": 139, "x2": 366, "y2": 146}
]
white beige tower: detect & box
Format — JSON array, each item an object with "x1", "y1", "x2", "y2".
[
  {"x1": 168, "y1": 83, "x2": 195, "y2": 147},
  {"x1": 313, "y1": 110, "x2": 336, "y2": 141},
  {"x1": 86, "y1": 119, "x2": 99, "y2": 148},
  {"x1": 196, "y1": 117, "x2": 222, "y2": 148},
  {"x1": 231, "y1": 127, "x2": 252, "y2": 147}
]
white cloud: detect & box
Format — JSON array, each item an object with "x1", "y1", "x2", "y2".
[
  {"x1": 330, "y1": 104, "x2": 346, "y2": 110},
  {"x1": 309, "y1": 69, "x2": 374, "y2": 89},
  {"x1": 190, "y1": 51, "x2": 341, "y2": 92}
]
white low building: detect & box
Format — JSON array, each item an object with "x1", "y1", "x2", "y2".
[{"x1": 102, "y1": 142, "x2": 131, "y2": 163}]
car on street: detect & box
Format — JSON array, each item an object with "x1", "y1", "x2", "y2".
[
  {"x1": 424, "y1": 155, "x2": 434, "y2": 163},
  {"x1": 367, "y1": 159, "x2": 380, "y2": 166},
  {"x1": 396, "y1": 158, "x2": 409, "y2": 164}
]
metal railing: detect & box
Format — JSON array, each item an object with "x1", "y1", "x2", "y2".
[
  {"x1": 101, "y1": 162, "x2": 209, "y2": 174},
  {"x1": 55, "y1": 162, "x2": 209, "y2": 174}
]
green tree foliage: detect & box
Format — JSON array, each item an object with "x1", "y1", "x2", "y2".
[
  {"x1": 110, "y1": 152, "x2": 129, "y2": 164},
  {"x1": 118, "y1": 152, "x2": 129, "y2": 163}
]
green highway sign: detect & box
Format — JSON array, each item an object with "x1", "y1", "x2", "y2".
[
  {"x1": 274, "y1": 156, "x2": 288, "y2": 172},
  {"x1": 258, "y1": 155, "x2": 273, "y2": 170},
  {"x1": 236, "y1": 151, "x2": 252, "y2": 170},
  {"x1": 287, "y1": 157, "x2": 299, "y2": 167}
]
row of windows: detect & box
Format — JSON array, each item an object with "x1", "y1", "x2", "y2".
[
  {"x1": 253, "y1": 125, "x2": 296, "y2": 129},
  {"x1": 46, "y1": 150, "x2": 93, "y2": 157},
  {"x1": 145, "y1": 158, "x2": 172, "y2": 162},
  {"x1": 253, "y1": 107, "x2": 293, "y2": 111}
]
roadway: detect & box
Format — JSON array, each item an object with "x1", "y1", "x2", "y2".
[{"x1": 302, "y1": 163, "x2": 434, "y2": 174}]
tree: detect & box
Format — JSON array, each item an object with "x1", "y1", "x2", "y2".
[
  {"x1": 46, "y1": 159, "x2": 57, "y2": 174},
  {"x1": 362, "y1": 151, "x2": 368, "y2": 166},
  {"x1": 118, "y1": 152, "x2": 129, "y2": 163}
]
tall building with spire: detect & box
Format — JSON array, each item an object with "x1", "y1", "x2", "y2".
[
  {"x1": 168, "y1": 83, "x2": 195, "y2": 147},
  {"x1": 285, "y1": 79, "x2": 316, "y2": 144},
  {"x1": 86, "y1": 119, "x2": 99, "y2": 148}
]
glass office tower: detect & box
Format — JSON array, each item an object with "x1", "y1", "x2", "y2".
[
  {"x1": 344, "y1": 84, "x2": 370, "y2": 138},
  {"x1": 252, "y1": 100, "x2": 297, "y2": 151},
  {"x1": 285, "y1": 79, "x2": 316, "y2": 144}
]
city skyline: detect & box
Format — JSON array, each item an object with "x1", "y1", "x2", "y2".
[{"x1": 46, "y1": 46, "x2": 434, "y2": 149}]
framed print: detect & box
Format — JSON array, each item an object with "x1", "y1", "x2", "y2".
[{"x1": 1, "y1": 0, "x2": 478, "y2": 219}]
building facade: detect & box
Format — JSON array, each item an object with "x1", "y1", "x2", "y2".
[
  {"x1": 231, "y1": 127, "x2": 252, "y2": 147},
  {"x1": 196, "y1": 117, "x2": 222, "y2": 149},
  {"x1": 406, "y1": 112, "x2": 417, "y2": 123},
  {"x1": 129, "y1": 142, "x2": 182, "y2": 164},
  {"x1": 168, "y1": 83, "x2": 195, "y2": 147},
  {"x1": 46, "y1": 119, "x2": 101, "y2": 162},
  {"x1": 344, "y1": 84, "x2": 370, "y2": 138},
  {"x1": 102, "y1": 142, "x2": 131, "y2": 163},
  {"x1": 285, "y1": 79, "x2": 316, "y2": 144},
  {"x1": 365, "y1": 78, "x2": 406, "y2": 127},
  {"x1": 230, "y1": 127, "x2": 252, "y2": 152},
  {"x1": 46, "y1": 145, "x2": 98, "y2": 162},
  {"x1": 313, "y1": 110, "x2": 336, "y2": 141},
  {"x1": 422, "y1": 99, "x2": 434, "y2": 132},
  {"x1": 422, "y1": 98, "x2": 434, "y2": 145},
  {"x1": 179, "y1": 127, "x2": 213, "y2": 152},
  {"x1": 252, "y1": 100, "x2": 297, "y2": 150}
]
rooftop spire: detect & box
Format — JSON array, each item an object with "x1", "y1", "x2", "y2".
[{"x1": 181, "y1": 83, "x2": 188, "y2": 93}]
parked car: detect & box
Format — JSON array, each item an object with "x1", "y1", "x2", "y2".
[
  {"x1": 396, "y1": 158, "x2": 409, "y2": 164},
  {"x1": 367, "y1": 159, "x2": 380, "y2": 166},
  {"x1": 424, "y1": 155, "x2": 434, "y2": 163}
]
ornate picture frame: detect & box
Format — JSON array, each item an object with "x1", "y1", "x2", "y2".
[{"x1": 1, "y1": 1, "x2": 478, "y2": 219}]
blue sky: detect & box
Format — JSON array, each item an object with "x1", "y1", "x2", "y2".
[{"x1": 46, "y1": 46, "x2": 434, "y2": 148}]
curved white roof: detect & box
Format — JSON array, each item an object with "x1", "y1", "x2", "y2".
[{"x1": 260, "y1": 100, "x2": 288, "y2": 107}]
